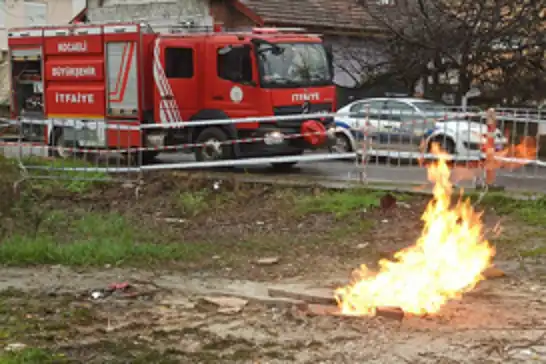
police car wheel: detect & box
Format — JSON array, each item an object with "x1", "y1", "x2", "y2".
[
  {"x1": 329, "y1": 133, "x2": 352, "y2": 153},
  {"x1": 428, "y1": 136, "x2": 456, "y2": 155}
]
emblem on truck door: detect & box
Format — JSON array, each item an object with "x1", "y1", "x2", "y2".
[{"x1": 230, "y1": 86, "x2": 243, "y2": 103}]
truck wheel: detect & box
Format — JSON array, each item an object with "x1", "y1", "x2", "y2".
[
  {"x1": 50, "y1": 128, "x2": 79, "y2": 159},
  {"x1": 194, "y1": 127, "x2": 233, "y2": 162}
]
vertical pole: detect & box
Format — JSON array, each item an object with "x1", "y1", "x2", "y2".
[
  {"x1": 359, "y1": 105, "x2": 370, "y2": 184},
  {"x1": 485, "y1": 108, "x2": 497, "y2": 186}
]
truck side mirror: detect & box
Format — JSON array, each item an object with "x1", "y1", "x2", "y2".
[{"x1": 324, "y1": 44, "x2": 334, "y2": 79}]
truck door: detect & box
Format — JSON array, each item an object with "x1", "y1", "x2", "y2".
[
  {"x1": 205, "y1": 42, "x2": 262, "y2": 128},
  {"x1": 155, "y1": 38, "x2": 198, "y2": 123}
]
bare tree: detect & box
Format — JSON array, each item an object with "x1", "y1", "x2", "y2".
[{"x1": 355, "y1": 0, "x2": 546, "y2": 104}]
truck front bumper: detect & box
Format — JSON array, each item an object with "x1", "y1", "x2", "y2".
[{"x1": 236, "y1": 124, "x2": 337, "y2": 157}]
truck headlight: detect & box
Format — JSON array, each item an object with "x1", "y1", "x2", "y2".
[{"x1": 264, "y1": 131, "x2": 284, "y2": 145}]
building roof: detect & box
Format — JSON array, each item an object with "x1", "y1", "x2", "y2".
[{"x1": 238, "y1": 0, "x2": 378, "y2": 32}]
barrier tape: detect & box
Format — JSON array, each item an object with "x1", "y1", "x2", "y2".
[
  {"x1": 0, "y1": 113, "x2": 475, "y2": 156},
  {"x1": 0, "y1": 130, "x2": 337, "y2": 155},
  {"x1": 5, "y1": 109, "x2": 497, "y2": 131}
]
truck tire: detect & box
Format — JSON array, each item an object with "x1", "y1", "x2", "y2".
[{"x1": 194, "y1": 127, "x2": 233, "y2": 162}]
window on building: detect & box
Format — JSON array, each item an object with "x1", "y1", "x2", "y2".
[
  {"x1": 217, "y1": 45, "x2": 253, "y2": 83},
  {"x1": 24, "y1": 1, "x2": 47, "y2": 26},
  {"x1": 165, "y1": 47, "x2": 194, "y2": 78}
]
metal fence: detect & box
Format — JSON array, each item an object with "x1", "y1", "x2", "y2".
[{"x1": 1, "y1": 106, "x2": 544, "y2": 191}]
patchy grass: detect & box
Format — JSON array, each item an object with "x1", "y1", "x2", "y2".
[
  {"x1": 174, "y1": 190, "x2": 210, "y2": 217},
  {"x1": 296, "y1": 189, "x2": 382, "y2": 217},
  {"x1": 21, "y1": 156, "x2": 108, "y2": 194},
  {"x1": 0, "y1": 291, "x2": 186, "y2": 363},
  {"x1": 0, "y1": 181, "x2": 391, "y2": 269},
  {"x1": 475, "y1": 192, "x2": 546, "y2": 226},
  {"x1": 0, "y1": 348, "x2": 66, "y2": 364},
  {"x1": 295, "y1": 189, "x2": 413, "y2": 217},
  {"x1": 0, "y1": 213, "x2": 211, "y2": 266},
  {"x1": 465, "y1": 191, "x2": 546, "y2": 257},
  {"x1": 2, "y1": 164, "x2": 546, "y2": 269},
  {"x1": 520, "y1": 246, "x2": 546, "y2": 257},
  {"x1": 0, "y1": 155, "x2": 107, "y2": 194}
]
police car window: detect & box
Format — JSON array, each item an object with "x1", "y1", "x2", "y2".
[
  {"x1": 385, "y1": 101, "x2": 416, "y2": 121},
  {"x1": 351, "y1": 101, "x2": 384, "y2": 117},
  {"x1": 165, "y1": 47, "x2": 194, "y2": 78},
  {"x1": 349, "y1": 102, "x2": 364, "y2": 113},
  {"x1": 217, "y1": 46, "x2": 253, "y2": 83}
]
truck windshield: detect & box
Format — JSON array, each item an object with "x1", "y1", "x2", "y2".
[{"x1": 257, "y1": 42, "x2": 332, "y2": 88}]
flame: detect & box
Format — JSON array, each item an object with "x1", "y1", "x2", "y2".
[
  {"x1": 335, "y1": 144, "x2": 495, "y2": 316},
  {"x1": 493, "y1": 136, "x2": 537, "y2": 170}
]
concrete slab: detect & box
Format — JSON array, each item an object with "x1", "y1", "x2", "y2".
[{"x1": 267, "y1": 285, "x2": 336, "y2": 306}]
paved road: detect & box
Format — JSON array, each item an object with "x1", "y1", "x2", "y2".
[
  {"x1": 157, "y1": 152, "x2": 546, "y2": 193},
  {"x1": 3, "y1": 142, "x2": 546, "y2": 193}
]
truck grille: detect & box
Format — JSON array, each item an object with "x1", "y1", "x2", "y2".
[{"x1": 273, "y1": 103, "x2": 333, "y2": 129}]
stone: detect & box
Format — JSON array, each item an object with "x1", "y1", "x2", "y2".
[
  {"x1": 376, "y1": 306, "x2": 404, "y2": 321},
  {"x1": 483, "y1": 266, "x2": 506, "y2": 279},
  {"x1": 305, "y1": 304, "x2": 341, "y2": 316},
  {"x1": 268, "y1": 286, "x2": 336, "y2": 305},
  {"x1": 5, "y1": 343, "x2": 27, "y2": 352},
  {"x1": 256, "y1": 257, "x2": 280, "y2": 265},
  {"x1": 199, "y1": 296, "x2": 248, "y2": 312},
  {"x1": 225, "y1": 293, "x2": 305, "y2": 309},
  {"x1": 160, "y1": 298, "x2": 196, "y2": 309}
]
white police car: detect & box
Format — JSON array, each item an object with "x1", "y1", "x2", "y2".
[{"x1": 331, "y1": 97, "x2": 507, "y2": 158}]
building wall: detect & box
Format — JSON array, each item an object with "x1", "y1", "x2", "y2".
[
  {"x1": 209, "y1": 0, "x2": 255, "y2": 29},
  {"x1": 0, "y1": 0, "x2": 84, "y2": 51},
  {"x1": 0, "y1": 0, "x2": 85, "y2": 104},
  {"x1": 87, "y1": 0, "x2": 213, "y2": 25}
]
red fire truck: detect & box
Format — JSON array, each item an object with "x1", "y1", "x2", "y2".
[{"x1": 7, "y1": 22, "x2": 339, "y2": 165}]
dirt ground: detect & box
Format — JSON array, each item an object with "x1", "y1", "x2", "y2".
[
  {"x1": 1, "y1": 263, "x2": 545, "y2": 363},
  {"x1": 0, "y1": 165, "x2": 545, "y2": 363}
]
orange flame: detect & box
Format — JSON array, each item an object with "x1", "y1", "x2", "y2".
[
  {"x1": 493, "y1": 136, "x2": 537, "y2": 170},
  {"x1": 335, "y1": 144, "x2": 495, "y2": 316}
]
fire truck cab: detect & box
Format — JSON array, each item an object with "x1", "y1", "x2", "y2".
[{"x1": 8, "y1": 22, "x2": 339, "y2": 164}]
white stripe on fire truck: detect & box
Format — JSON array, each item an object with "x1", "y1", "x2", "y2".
[
  {"x1": 153, "y1": 38, "x2": 183, "y2": 123},
  {"x1": 152, "y1": 40, "x2": 173, "y2": 123},
  {"x1": 152, "y1": 38, "x2": 170, "y2": 123},
  {"x1": 154, "y1": 43, "x2": 179, "y2": 123},
  {"x1": 109, "y1": 43, "x2": 132, "y2": 101}
]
